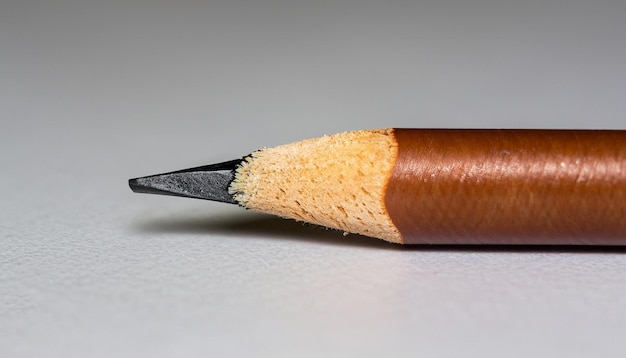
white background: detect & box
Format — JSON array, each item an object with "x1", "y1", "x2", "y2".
[{"x1": 2, "y1": 1, "x2": 625, "y2": 357}]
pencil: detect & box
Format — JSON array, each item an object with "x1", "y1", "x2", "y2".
[{"x1": 129, "y1": 129, "x2": 626, "y2": 245}]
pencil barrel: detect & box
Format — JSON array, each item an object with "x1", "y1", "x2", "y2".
[{"x1": 385, "y1": 129, "x2": 626, "y2": 245}]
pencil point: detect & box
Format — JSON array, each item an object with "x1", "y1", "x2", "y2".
[{"x1": 128, "y1": 159, "x2": 242, "y2": 204}]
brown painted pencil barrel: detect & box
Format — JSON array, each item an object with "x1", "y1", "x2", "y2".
[{"x1": 385, "y1": 129, "x2": 626, "y2": 245}]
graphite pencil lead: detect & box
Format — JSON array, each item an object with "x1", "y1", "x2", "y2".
[{"x1": 128, "y1": 159, "x2": 242, "y2": 204}]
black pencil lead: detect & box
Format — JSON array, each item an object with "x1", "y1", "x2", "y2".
[{"x1": 128, "y1": 159, "x2": 242, "y2": 204}]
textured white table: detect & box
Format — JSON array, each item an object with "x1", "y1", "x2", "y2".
[{"x1": 2, "y1": 1, "x2": 626, "y2": 357}]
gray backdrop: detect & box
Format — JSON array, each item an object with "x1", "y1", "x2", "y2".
[{"x1": 2, "y1": 0, "x2": 625, "y2": 357}]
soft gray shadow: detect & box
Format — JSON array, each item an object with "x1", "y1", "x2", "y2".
[
  {"x1": 132, "y1": 211, "x2": 400, "y2": 249},
  {"x1": 132, "y1": 211, "x2": 626, "y2": 253}
]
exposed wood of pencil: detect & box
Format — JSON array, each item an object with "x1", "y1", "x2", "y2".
[{"x1": 230, "y1": 129, "x2": 626, "y2": 245}]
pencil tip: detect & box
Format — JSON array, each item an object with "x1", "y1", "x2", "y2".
[{"x1": 128, "y1": 159, "x2": 242, "y2": 204}]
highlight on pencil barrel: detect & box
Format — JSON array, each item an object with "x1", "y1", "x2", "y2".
[{"x1": 129, "y1": 129, "x2": 626, "y2": 245}]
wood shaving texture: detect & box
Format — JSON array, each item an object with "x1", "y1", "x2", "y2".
[{"x1": 229, "y1": 129, "x2": 402, "y2": 243}]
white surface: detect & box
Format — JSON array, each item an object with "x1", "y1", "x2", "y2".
[{"x1": 2, "y1": 1, "x2": 626, "y2": 357}]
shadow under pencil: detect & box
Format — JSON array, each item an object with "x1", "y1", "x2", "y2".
[
  {"x1": 131, "y1": 211, "x2": 398, "y2": 249},
  {"x1": 131, "y1": 211, "x2": 626, "y2": 253}
]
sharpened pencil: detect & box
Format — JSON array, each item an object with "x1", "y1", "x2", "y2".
[{"x1": 129, "y1": 129, "x2": 626, "y2": 245}]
